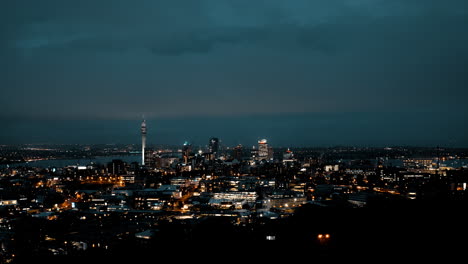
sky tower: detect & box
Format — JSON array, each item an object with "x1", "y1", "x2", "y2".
[{"x1": 141, "y1": 119, "x2": 147, "y2": 165}]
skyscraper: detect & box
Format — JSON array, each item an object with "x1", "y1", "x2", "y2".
[
  {"x1": 283, "y1": 148, "x2": 293, "y2": 160},
  {"x1": 233, "y1": 144, "x2": 243, "y2": 161},
  {"x1": 182, "y1": 141, "x2": 192, "y2": 164},
  {"x1": 108, "y1": 159, "x2": 126, "y2": 175},
  {"x1": 141, "y1": 119, "x2": 147, "y2": 165},
  {"x1": 145, "y1": 149, "x2": 157, "y2": 168},
  {"x1": 283, "y1": 148, "x2": 295, "y2": 164},
  {"x1": 209, "y1": 137, "x2": 219, "y2": 156},
  {"x1": 257, "y1": 139, "x2": 273, "y2": 161},
  {"x1": 258, "y1": 139, "x2": 269, "y2": 160}
]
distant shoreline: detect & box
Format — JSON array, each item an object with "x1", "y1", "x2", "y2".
[{"x1": 0, "y1": 154, "x2": 141, "y2": 168}]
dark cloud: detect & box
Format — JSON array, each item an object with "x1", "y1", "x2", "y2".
[{"x1": 1, "y1": 0, "x2": 467, "y2": 145}]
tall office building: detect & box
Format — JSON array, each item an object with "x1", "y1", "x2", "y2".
[
  {"x1": 141, "y1": 119, "x2": 147, "y2": 165},
  {"x1": 209, "y1": 137, "x2": 219, "y2": 156},
  {"x1": 251, "y1": 146, "x2": 258, "y2": 160},
  {"x1": 283, "y1": 148, "x2": 294, "y2": 160},
  {"x1": 182, "y1": 141, "x2": 192, "y2": 164},
  {"x1": 145, "y1": 149, "x2": 157, "y2": 168},
  {"x1": 233, "y1": 144, "x2": 243, "y2": 161},
  {"x1": 268, "y1": 146, "x2": 273, "y2": 160},
  {"x1": 257, "y1": 139, "x2": 273, "y2": 161},
  {"x1": 108, "y1": 159, "x2": 126, "y2": 175},
  {"x1": 258, "y1": 139, "x2": 269, "y2": 160},
  {"x1": 283, "y1": 148, "x2": 295, "y2": 164}
]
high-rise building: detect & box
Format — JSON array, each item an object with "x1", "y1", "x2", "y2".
[
  {"x1": 145, "y1": 149, "x2": 157, "y2": 168},
  {"x1": 283, "y1": 148, "x2": 295, "y2": 164},
  {"x1": 268, "y1": 146, "x2": 273, "y2": 160},
  {"x1": 209, "y1": 137, "x2": 219, "y2": 156},
  {"x1": 108, "y1": 159, "x2": 126, "y2": 175},
  {"x1": 141, "y1": 119, "x2": 147, "y2": 165},
  {"x1": 258, "y1": 139, "x2": 269, "y2": 160},
  {"x1": 283, "y1": 148, "x2": 293, "y2": 160},
  {"x1": 251, "y1": 146, "x2": 258, "y2": 160},
  {"x1": 233, "y1": 144, "x2": 243, "y2": 161},
  {"x1": 256, "y1": 139, "x2": 273, "y2": 161},
  {"x1": 182, "y1": 141, "x2": 192, "y2": 164}
]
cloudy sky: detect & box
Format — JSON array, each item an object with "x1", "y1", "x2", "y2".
[{"x1": 1, "y1": 0, "x2": 468, "y2": 146}]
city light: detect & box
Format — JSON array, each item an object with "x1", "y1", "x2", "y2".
[
  {"x1": 0, "y1": 138, "x2": 466, "y2": 258},
  {"x1": 317, "y1": 234, "x2": 330, "y2": 240}
]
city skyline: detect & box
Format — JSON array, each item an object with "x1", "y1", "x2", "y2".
[
  {"x1": 1, "y1": 131, "x2": 467, "y2": 262},
  {"x1": 1, "y1": 1, "x2": 468, "y2": 147}
]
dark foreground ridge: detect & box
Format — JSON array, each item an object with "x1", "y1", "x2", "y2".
[{"x1": 10, "y1": 198, "x2": 467, "y2": 263}]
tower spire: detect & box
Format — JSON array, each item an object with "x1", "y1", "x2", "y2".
[{"x1": 141, "y1": 119, "x2": 147, "y2": 166}]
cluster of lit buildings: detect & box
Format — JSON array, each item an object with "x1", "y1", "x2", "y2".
[{"x1": 0, "y1": 121, "x2": 467, "y2": 260}]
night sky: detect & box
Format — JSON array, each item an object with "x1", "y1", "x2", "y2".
[{"x1": 1, "y1": 0, "x2": 468, "y2": 147}]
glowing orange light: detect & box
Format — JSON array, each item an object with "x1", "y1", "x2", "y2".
[{"x1": 318, "y1": 234, "x2": 323, "y2": 239}]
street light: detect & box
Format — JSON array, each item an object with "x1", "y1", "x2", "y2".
[{"x1": 317, "y1": 233, "x2": 331, "y2": 244}]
